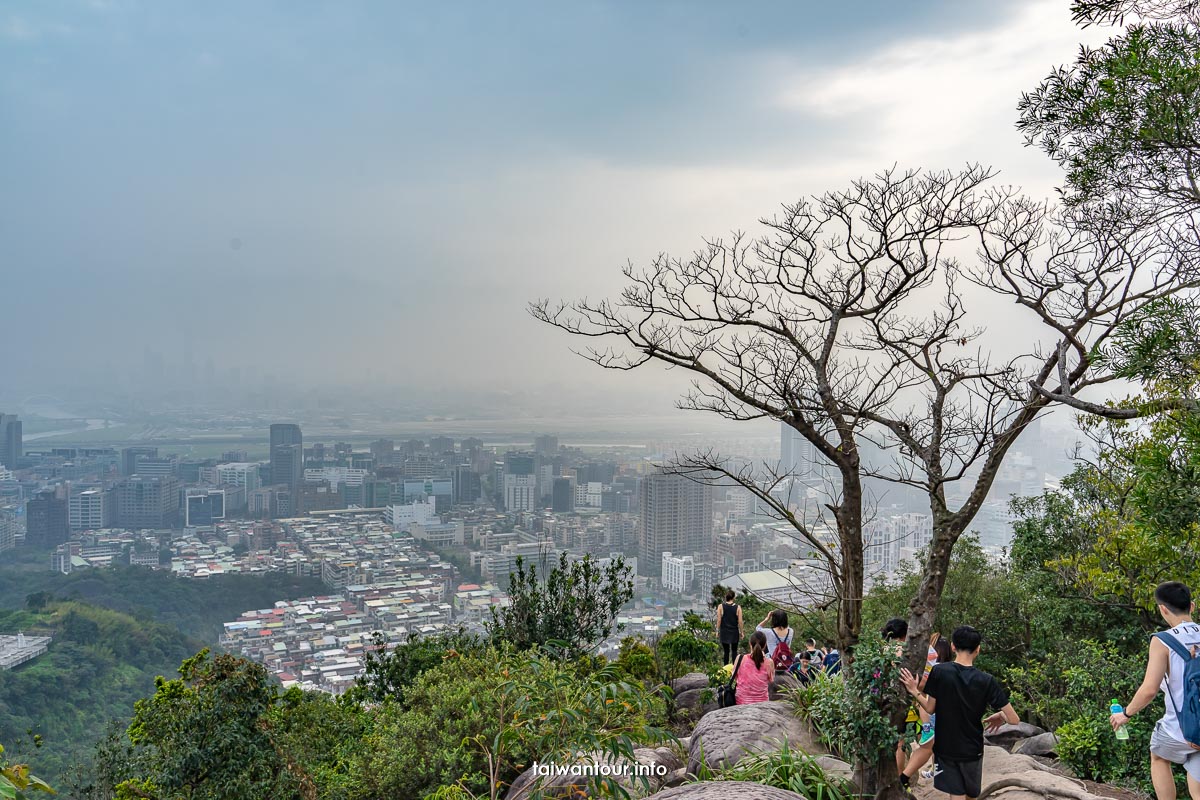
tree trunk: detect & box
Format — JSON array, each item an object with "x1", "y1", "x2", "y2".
[
  {"x1": 905, "y1": 519, "x2": 959, "y2": 666},
  {"x1": 837, "y1": 467, "x2": 865, "y2": 652}
]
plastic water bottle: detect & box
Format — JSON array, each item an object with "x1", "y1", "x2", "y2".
[{"x1": 1111, "y1": 699, "x2": 1130, "y2": 740}]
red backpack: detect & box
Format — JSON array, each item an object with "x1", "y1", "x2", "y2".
[{"x1": 771, "y1": 631, "x2": 795, "y2": 671}]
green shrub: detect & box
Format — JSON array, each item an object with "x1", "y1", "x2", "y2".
[
  {"x1": 1006, "y1": 639, "x2": 1159, "y2": 792},
  {"x1": 692, "y1": 740, "x2": 853, "y2": 800},
  {"x1": 789, "y1": 636, "x2": 901, "y2": 766},
  {"x1": 348, "y1": 645, "x2": 670, "y2": 800}
]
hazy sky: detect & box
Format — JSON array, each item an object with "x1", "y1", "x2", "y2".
[{"x1": 1, "y1": 1, "x2": 1106, "y2": 413}]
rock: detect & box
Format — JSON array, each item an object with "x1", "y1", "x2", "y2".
[
  {"x1": 687, "y1": 700, "x2": 827, "y2": 775},
  {"x1": 769, "y1": 672, "x2": 802, "y2": 700},
  {"x1": 663, "y1": 768, "x2": 687, "y2": 788},
  {"x1": 672, "y1": 672, "x2": 711, "y2": 694},
  {"x1": 644, "y1": 783, "x2": 810, "y2": 800},
  {"x1": 1012, "y1": 732, "x2": 1060, "y2": 757},
  {"x1": 909, "y1": 747, "x2": 1108, "y2": 800},
  {"x1": 813, "y1": 755, "x2": 855, "y2": 783},
  {"x1": 674, "y1": 687, "x2": 718, "y2": 721},
  {"x1": 984, "y1": 722, "x2": 1047, "y2": 748},
  {"x1": 506, "y1": 747, "x2": 682, "y2": 799}
]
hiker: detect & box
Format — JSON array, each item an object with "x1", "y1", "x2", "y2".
[
  {"x1": 823, "y1": 642, "x2": 841, "y2": 674},
  {"x1": 1109, "y1": 581, "x2": 1200, "y2": 800},
  {"x1": 804, "y1": 638, "x2": 824, "y2": 667},
  {"x1": 734, "y1": 630, "x2": 775, "y2": 704},
  {"x1": 792, "y1": 650, "x2": 816, "y2": 685},
  {"x1": 756, "y1": 609, "x2": 796, "y2": 673},
  {"x1": 714, "y1": 589, "x2": 744, "y2": 665},
  {"x1": 902, "y1": 634, "x2": 954, "y2": 784},
  {"x1": 899, "y1": 625, "x2": 1018, "y2": 800},
  {"x1": 882, "y1": 618, "x2": 913, "y2": 776}
]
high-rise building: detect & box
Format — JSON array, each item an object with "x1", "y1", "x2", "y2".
[
  {"x1": 115, "y1": 476, "x2": 181, "y2": 529},
  {"x1": 26, "y1": 489, "x2": 69, "y2": 549},
  {"x1": 552, "y1": 476, "x2": 575, "y2": 513},
  {"x1": 534, "y1": 434, "x2": 559, "y2": 457},
  {"x1": 269, "y1": 424, "x2": 304, "y2": 490},
  {"x1": 638, "y1": 469, "x2": 713, "y2": 577},
  {"x1": 453, "y1": 466, "x2": 482, "y2": 505},
  {"x1": 780, "y1": 421, "x2": 829, "y2": 484},
  {"x1": 504, "y1": 474, "x2": 538, "y2": 512},
  {"x1": 215, "y1": 462, "x2": 261, "y2": 492},
  {"x1": 121, "y1": 446, "x2": 159, "y2": 477},
  {"x1": 0, "y1": 414, "x2": 22, "y2": 469},
  {"x1": 0, "y1": 507, "x2": 19, "y2": 553},
  {"x1": 429, "y1": 436, "x2": 455, "y2": 455},
  {"x1": 369, "y1": 439, "x2": 395, "y2": 467},
  {"x1": 185, "y1": 489, "x2": 226, "y2": 527},
  {"x1": 69, "y1": 489, "x2": 112, "y2": 531},
  {"x1": 133, "y1": 456, "x2": 179, "y2": 478}
]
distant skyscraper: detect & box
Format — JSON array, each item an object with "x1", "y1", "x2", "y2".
[
  {"x1": 116, "y1": 476, "x2": 181, "y2": 529},
  {"x1": 0, "y1": 414, "x2": 23, "y2": 469},
  {"x1": 638, "y1": 469, "x2": 713, "y2": 577},
  {"x1": 780, "y1": 421, "x2": 828, "y2": 484},
  {"x1": 269, "y1": 424, "x2": 304, "y2": 490},
  {"x1": 552, "y1": 476, "x2": 575, "y2": 513},
  {"x1": 26, "y1": 489, "x2": 69, "y2": 549},
  {"x1": 370, "y1": 439, "x2": 395, "y2": 467},
  {"x1": 534, "y1": 434, "x2": 559, "y2": 457},
  {"x1": 121, "y1": 446, "x2": 159, "y2": 477},
  {"x1": 429, "y1": 436, "x2": 455, "y2": 455}
]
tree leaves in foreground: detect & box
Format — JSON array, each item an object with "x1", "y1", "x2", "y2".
[{"x1": 488, "y1": 552, "x2": 634, "y2": 658}]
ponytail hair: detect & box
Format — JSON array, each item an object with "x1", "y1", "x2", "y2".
[{"x1": 749, "y1": 630, "x2": 768, "y2": 669}]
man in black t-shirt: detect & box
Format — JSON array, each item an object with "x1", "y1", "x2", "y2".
[{"x1": 899, "y1": 625, "x2": 1018, "y2": 800}]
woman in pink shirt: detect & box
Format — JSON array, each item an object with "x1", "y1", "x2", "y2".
[{"x1": 734, "y1": 630, "x2": 775, "y2": 704}]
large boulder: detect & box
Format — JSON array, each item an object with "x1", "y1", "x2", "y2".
[
  {"x1": 506, "y1": 747, "x2": 684, "y2": 799},
  {"x1": 687, "y1": 700, "x2": 827, "y2": 775},
  {"x1": 910, "y1": 746, "x2": 1109, "y2": 800},
  {"x1": 674, "y1": 687, "x2": 718, "y2": 723},
  {"x1": 672, "y1": 672, "x2": 711, "y2": 694},
  {"x1": 769, "y1": 672, "x2": 802, "y2": 700},
  {"x1": 1012, "y1": 732, "x2": 1060, "y2": 758},
  {"x1": 984, "y1": 722, "x2": 1047, "y2": 748},
  {"x1": 813, "y1": 755, "x2": 855, "y2": 783},
  {"x1": 644, "y1": 783, "x2": 810, "y2": 800}
]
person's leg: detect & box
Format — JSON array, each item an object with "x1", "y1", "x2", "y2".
[
  {"x1": 903, "y1": 745, "x2": 934, "y2": 778},
  {"x1": 1187, "y1": 772, "x2": 1200, "y2": 800},
  {"x1": 1151, "y1": 753, "x2": 1178, "y2": 800}
]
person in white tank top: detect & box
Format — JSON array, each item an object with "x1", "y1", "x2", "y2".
[{"x1": 1110, "y1": 582, "x2": 1200, "y2": 800}]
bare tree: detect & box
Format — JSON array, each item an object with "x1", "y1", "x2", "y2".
[{"x1": 532, "y1": 166, "x2": 1200, "y2": 663}]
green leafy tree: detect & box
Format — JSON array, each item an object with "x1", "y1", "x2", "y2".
[
  {"x1": 488, "y1": 553, "x2": 634, "y2": 658},
  {"x1": 0, "y1": 742, "x2": 56, "y2": 800},
  {"x1": 343, "y1": 628, "x2": 483, "y2": 706}
]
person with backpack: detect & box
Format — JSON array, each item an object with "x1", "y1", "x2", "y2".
[
  {"x1": 1109, "y1": 581, "x2": 1200, "y2": 800},
  {"x1": 756, "y1": 609, "x2": 796, "y2": 673},
  {"x1": 823, "y1": 643, "x2": 841, "y2": 674},
  {"x1": 714, "y1": 589, "x2": 744, "y2": 666},
  {"x1": 899, "y1": 625, "x2": 1018, "y2": 800}
]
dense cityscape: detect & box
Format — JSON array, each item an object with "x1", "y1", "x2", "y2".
[{"x1": 0, "y1": 408, "x2": 1077, "y2": 693}]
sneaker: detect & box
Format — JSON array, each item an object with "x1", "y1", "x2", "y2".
[
  {"x1": 917, "y1": 722, "x2": 935, "y2": 747},
  {"x1": 920, "y1": 765, "x2": 943, "y2": 780}
]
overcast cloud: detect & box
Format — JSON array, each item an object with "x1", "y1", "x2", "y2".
[{"x1": 0, "y1": 1, "x2": 1107, "y2": 415}]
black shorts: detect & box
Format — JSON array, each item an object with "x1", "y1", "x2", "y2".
[{"x1": 934, "y1": 755, "x2": 983, "y2": 798}]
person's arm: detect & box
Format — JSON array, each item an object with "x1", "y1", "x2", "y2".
[
  {"x1": 715, "y1": 604, "x2": 723, "y2": 634},
  {"x1": 900, "y1": 667, "x2": 937, "y2": 714},
  {"x1": 1112, "y1": 637, "x2": 1170, "y2": 729},
  {"x1": 737, "y1": 605, "x2": 744, "y2": 638},
  {"x1": 985, "y1": 703, "x2": 1019, "y2": 732},
  {"x1": 760, "y1": 612, "x2": 773, "y2": 629}
]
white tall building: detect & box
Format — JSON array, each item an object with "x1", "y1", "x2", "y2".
[
  {"x1": 305, "y1": 467, "x2": 367, "y2": 488},
  {"x1": 0, "y1": 510, "x2": 17, "y2": 553},
  {"x1": 215, "y1": 462, "x2": 262, "y2": 492},
  {"x1": 69, "y1": 489, "x2": 109, "y2": 531},
  {"x1": 387, "y1": 499, "x2": 438, "y2": 529},
  {"x1": 662, "y1": 551, "x2": 696, "y2": 594},
  {"x1": 504, "y1": 474, "x2": 537, "y2": 512}
]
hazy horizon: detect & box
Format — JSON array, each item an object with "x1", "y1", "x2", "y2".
[{"x1": 3, "y1": 1, "x2": 1106, "y2": 420}]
